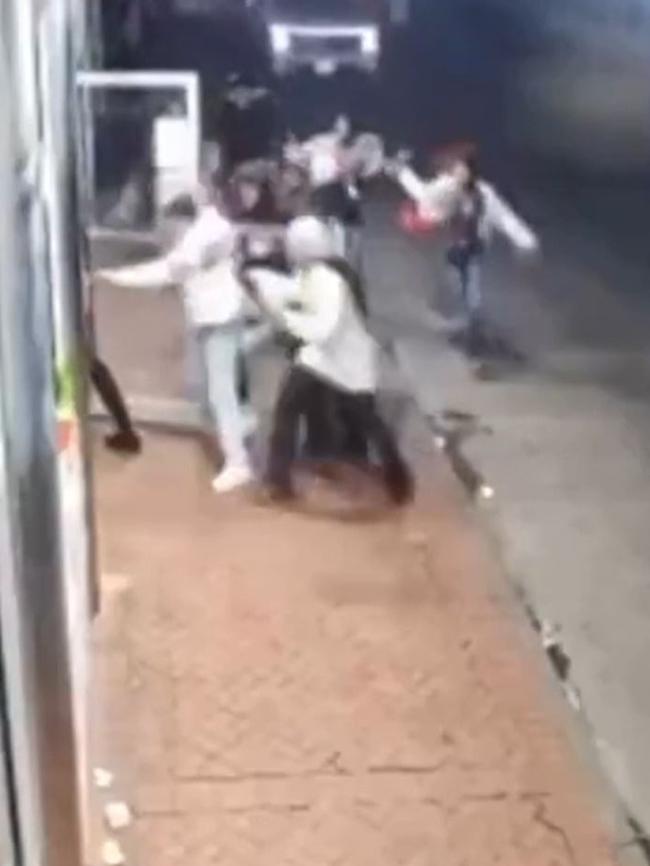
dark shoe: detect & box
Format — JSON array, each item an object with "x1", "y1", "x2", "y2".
[
  {"x1": 255, "y1": 485, "x2": 298, "y2": 508},
  {"x1": 105, "y1": 430, "x2": 142, "y2": 455},
  {"x1": 310, "y1": 460, "x2": 339, "y2": 481},
  {"x1": 386, "y1": 469, "x2": 415, "y2": 506}
]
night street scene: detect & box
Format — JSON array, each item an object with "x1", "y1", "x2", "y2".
[{"x1": 2, "y1": 1, "x2": 650, "y2": 864}]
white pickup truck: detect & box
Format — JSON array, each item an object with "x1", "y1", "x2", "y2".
[{"x1": 262, "y1": 0, "x2": 381, "y2": 75}]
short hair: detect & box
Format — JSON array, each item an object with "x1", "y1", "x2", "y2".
[{"x1": 431, "y1": 141, "x2": 478, "y2": 173}]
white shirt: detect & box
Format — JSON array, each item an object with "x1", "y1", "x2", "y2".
[
  {"x1": 288, "y1": 132, "x2": 344, "y2": 188},
  {"x1": 397, "y1": 167, "x2": 539, "y2": 251},
  {"x1": 99, "y1": 207, "x2": 244, "y2": 328},
  {"x1": 248, "y1": 263, "x2": 378, "y2": 393}
]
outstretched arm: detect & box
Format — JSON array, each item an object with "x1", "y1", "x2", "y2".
[
  {"x1": 96, "y1": 221, "x2": 202, "y2": 289},
  {"x1": 483, "y1": 185, "x2": 539, "y2": 253},
  {"x1": 392, "y1": 165, "x2": 460, "y2": 222},
  {"x1": 96, "y1": 256, "x2": 180, "y2": 290}
]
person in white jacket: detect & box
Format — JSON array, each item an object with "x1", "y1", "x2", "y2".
[
  {"x1": 388, "y1": 149, "x2": 539, "y2": 354},
  {"x1": 241, "y1": 216, "x2": 414, "y2": 505},
  {"x1": 96, "y1": 202, "x2": 255, "y2": 494}
]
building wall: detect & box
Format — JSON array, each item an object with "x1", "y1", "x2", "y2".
[{"x1": 0, "y1": 0, "x2": 93, "y2": 863}]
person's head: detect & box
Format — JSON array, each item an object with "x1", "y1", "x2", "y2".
[
  {"x1": 333, "y1": 114, "x2": 351, "y2": 142},
  {"x1": 238, "y1": 179, "x2": 262, "y2": 213},
  {"x1": 449, "y1": 154, "x2": 479, "y2": 188},
  {"x1": 279, "y1": 162, "x2": 309, "y2": 195},
  {"x1": 285, "y1": 216, "x2": 335, "y2": 266},
  {"x1": 433, "y1": 141, "x2": 478, "y2": 184}
]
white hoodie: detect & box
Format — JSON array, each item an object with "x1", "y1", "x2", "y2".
[
  {"x1": 247, "y1": 263, "x2": 378, "y2": 394},
  {"x1": 397, "y1": 167, "x2": 539, "y2": 252},
  {"x1": 98, "y1": 207, "x2": 244, "y2": 328}
]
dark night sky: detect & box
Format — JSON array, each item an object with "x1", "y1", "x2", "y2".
[{"x1": 102, "y1": 0, "x2": 650, "y2": 181}]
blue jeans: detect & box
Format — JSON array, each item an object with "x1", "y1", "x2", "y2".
[
  {"x1": 190, "y1": 322, "x2": 249, "y2": 469},
  {"x1": 454, "y1": 258, "x2": 482, "y2": 322},
  {"x1": 447, "y1": 245, "x2": 483, "y2": 324}
]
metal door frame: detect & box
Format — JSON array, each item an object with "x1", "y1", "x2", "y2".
[{"x1": 76, "y1": 69, "x2": 202, "y2": 238}]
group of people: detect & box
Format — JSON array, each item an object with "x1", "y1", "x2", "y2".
[{"x1": 94, "y1": 111, "x2": 539, "y2": 507}]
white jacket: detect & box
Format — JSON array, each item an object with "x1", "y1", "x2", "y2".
[
  {"x1": 286, "y1": 131, "x2": 345, "y2": 188},
  {"x1": 98, "y1": 207, "x2": 244, "y2": 328},
  {"x1": 397, "y1": 167, "x2": 539, "y2": 252},
  {"x1": 247, "y1": 263, "x2": 378, "y2": 393}
]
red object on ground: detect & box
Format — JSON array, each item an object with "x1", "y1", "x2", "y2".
[{"x1": 398, "y1": 201, "x2": 439, "y2": 235}]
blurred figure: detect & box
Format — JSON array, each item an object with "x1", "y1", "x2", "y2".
[
  {"x1": 284, "y1": 115, "x2": 357, "y2": 238},
  {"x1": 90, "y1": 357, "x2": 142, "y2": 454},
  {"x1": 227, "y1": 161, "x2": 280, "y2": 223},
  {"x1": 96, "y1": 189, "x2": 255, "y2": 494},
  {"x1": 218, "y1": 73, "x2": 277, "y2": 174},
  {"x1": 79, "y1": 262, "x2": 142, "y2": 454},
  {"x1": 284, "y1": 118, "x2": 384, "y2": 272},
  {"x1": 241, "y1": 216, "x2": 413, "y2": 505},
  {"x1": 388, "y1": 146, "x2": 539, "y2": 354}
]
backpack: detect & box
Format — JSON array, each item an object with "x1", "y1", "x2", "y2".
[{"x1": 447, "y1": 184, "x2": 485, "y2": 266}]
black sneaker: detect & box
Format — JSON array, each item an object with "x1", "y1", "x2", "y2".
[{"x1": 105, "y1": 430, "x2": 142, "y2": 455}]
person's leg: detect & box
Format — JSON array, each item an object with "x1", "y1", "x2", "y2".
[
  {"x1": 302, "y1": 385, "x2": 337, "y2": 462},
  {"x1": 90, "y1": 357, "x2": 141, "y2": 453},
  {"x1": 465, "y1": 259, "x2": 486, "y2": 357},
  {"x1": 185, "y1": 326, "x2": 204, "y2": 404},
  {"x1": 267, "y1": 367, "x2": 321, "y2": 498},
  {"x1": 464, "y1": 257, "x2": 483, "y2": 320},
  {"x1": 199, "y1": 324, "x2": 252, "y2": 491},
  {"x1": 237, "y1": 351, "x2": 250, "y2": 404},
  {"x1": 343, "y1": 392, "x2": 414, "y2": 504},
  {"x1": 346, "y1": 228, "x2": 363, "y2": 280},
  {"x1": 336, "y1": 393, "x2": 369, "y2": 463}
]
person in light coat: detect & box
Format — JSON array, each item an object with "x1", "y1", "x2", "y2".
[
  {"x1": 241, "y1": 216, "x2": 414, "y2": 505},
  {"x1": 96, "y1": 196, "x2": 255, "y2": 494},
  {"x1": 388, "y1": 149, "x2": 539, "y2": 353}
]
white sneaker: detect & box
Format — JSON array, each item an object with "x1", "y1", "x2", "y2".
[{"x1": 212, "y1": 464, "x2": 253, "y2": 494}]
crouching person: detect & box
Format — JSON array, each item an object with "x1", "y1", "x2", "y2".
[{"x1": 242, "y1": 216, "x2": 414, "y2": 506}]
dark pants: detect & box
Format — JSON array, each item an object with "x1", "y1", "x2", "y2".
[
  {"x1": 302, "y1": 386, "x2": 368, "y2": 463},
  {"x1": 283, "y1": 338, "x2": 367, "y2": 462},
  {"x1": 268, "y1": 366, "x2": 413, "y2": 502},
  {"x1": 90, "y1": 357, "x2": 134, "y2": 435}
]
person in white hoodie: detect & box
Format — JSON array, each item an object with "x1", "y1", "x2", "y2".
[
  {"x1": 241, "y1": 216, "x2": 414, "y2": 505},
  {"x1": 96, "y1": 195, "x2": 254, "y2": 494},
  {"x1": 388, "y1": 148, "x2": 539, "y2": 354}
]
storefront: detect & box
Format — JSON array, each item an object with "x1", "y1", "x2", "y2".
[{"x1": 0, "y1": 0, "x2": 96, "y2": 863}]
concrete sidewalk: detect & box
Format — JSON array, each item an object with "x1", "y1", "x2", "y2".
[
  {"x1": 92, "y1": 398, "x2": 621, "y2": 865},
  {"x1": 361, "y1": 188, "x2": 650, "y2": 832}
]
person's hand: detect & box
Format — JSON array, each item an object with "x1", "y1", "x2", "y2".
[
  {"x1": 519, "y1": 238, "x2": 541, "y2": 261},
  {"x1": 384, "y1": 149, "x2": 412, "y2": 178}
]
